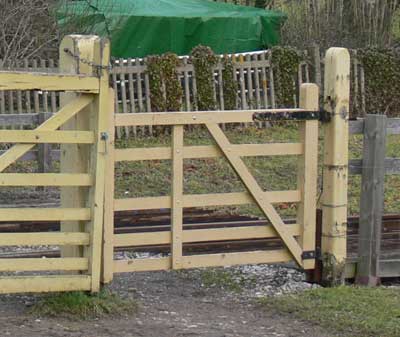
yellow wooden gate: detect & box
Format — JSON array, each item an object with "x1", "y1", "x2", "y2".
[
  {"x1": 0, "y1": 36, "x2": 111, "y2": 294},
  {"x1": 102, "y1": 84, "x2": 320, "y2": 283}
]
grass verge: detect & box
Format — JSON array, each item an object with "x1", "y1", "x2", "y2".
[
  {"x1": 31, "y1": 289, "x2": 137, "y2": 319},
  {"x1": 259, "y1": 286, "x2": 400, "y2": 337}
]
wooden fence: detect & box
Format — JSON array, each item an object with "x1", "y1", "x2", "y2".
[
  {"x1": 347, "y1": 115, "x2": 400, "y2": 284},
  {"x1": 0, "y1": 46, "x2": 367, "y2": 136}
]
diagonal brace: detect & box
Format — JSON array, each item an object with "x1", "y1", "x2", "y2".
[
  {"x1": 205, "y1": 123, "x2": 303, "y2": 266},
  {"x1": 0, "y1": 94, "x2": 93, "y2": 172}
]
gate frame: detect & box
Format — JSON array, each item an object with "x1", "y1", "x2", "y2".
[
  {"x1": 102, "y1": 84, "x2": 321, "y2": 283},
  {"x1": 0, "y1": 35, "x2": 110, "y2": 294}
]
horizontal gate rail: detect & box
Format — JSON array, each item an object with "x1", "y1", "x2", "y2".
[
  {"x1": 0, "y1": 173, "x2": 93, "y2": 186},
  {"x1": 0, "y1": 232, "x2": 90, "y2": 246},
  {"x1": 114, "y1": 191, "x2": 301, "y2": 211},
  {"x1": 113, "y1": 250, "x2": 293, "y2": 273},
  {"x1": 0, "y1": 258, "x2": 88, "y2": 272},
  {"x1": 115, "y1": 143, "x2": 303, "y2": 162},
  {"x1": 0, "y1": 275, "x2": 91, "y2": 294},
  {"x1": 114, "y1": 224, "x2": 302, "y2": 247},
  {"x1": 0, "y1": 130, "x2": 95, "y2": 144},
  {"x1": 0, "y1": 71, "x2": 99, "y2": 93},
  {"x1": 115, "y1": 108, "x2": 318, "y2": 126},
  {"x1": 0, "y1": 208, "x2": 91, "y2": 221}
]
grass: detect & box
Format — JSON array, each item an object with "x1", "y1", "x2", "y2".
[
  {"x1": 259, "y1": 286, "x2": 400, "y2": 337},
  {"x1": 114, "y1": 124, "x2": 400, "y2": 217},
  {"x1": 30, "y1": 289, "x2": 137, "y2": 319}
]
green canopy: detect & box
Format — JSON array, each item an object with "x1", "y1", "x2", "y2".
[{"x1": 58, "y1": 0, "x2": 286, "y2": 58}]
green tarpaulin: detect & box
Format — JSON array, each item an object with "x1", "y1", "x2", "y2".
[{"x1": 58, "y1": 0, "x2": 286, "y2": 58}]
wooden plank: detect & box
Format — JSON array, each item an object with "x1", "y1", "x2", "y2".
[
  {"x1": 113, "y1": 250, "x2": 292, "y2": 272},
  {"x1": 115, "y1": 110, "x2": 253, "y2": 126},
  {"x1": 114, "y1": 143, "x2": 303, "y2": 162},
  {"x1": 0, "y1": 130, "x2": 95, "y2": 144},
  {"x1": 114, "y1": 225, "x2": 302, "y2": 247},
  {"x1": 127, "y1": 58, "x2": 137, "y2": 137},
  {"x1": 0, "y1": 208, "x2": 90, "y2": 221},
  {"x1": 114, "y1": 190, "x2": 301, "y2": 211},
  {"x1": 387, "y1": 118, "x2": 400, "y2": 134},
  {"x1": 0, "y1": 113, "x2": 47, "y2": 126},
  {"x1": 205, "y1": 123, "x2": 303, "y2": 266},
  {"x1": 356, "y1": 114, "x2": 386, "y2": 286},
  {"x1": 0, "y1": 232, "x2": 90, "y2": 246},
  {"x1": 181, "y1": 250, "x2": 292, "y2": 269},
  {"x1": 349, "y1": 158, "x2": 400, "y2": 175},
  {"x1": 0, "y1": 258, "x2": 88, "y2": 272},
  {"x1": 115, "y1": 108, "x2": 309, "y2": 127},
  {"x1": 0, "y1": 95, "x2": 93, "y2": 172},
  {"x1": 85, "y1": 37, "x2": 110, "y2": 292},
  {"x1": 0, "y1": 71, "x2": 99, "y2": 93},
  {"x1": 0, "y1": 275, "x2": 91, "y2": 294},
  {"x1": 321, "y1": 48, "x2": 350, "y2": 285},
  {"x1": 102, "y1": 88, "x2": 116, "y2": 284},
  {"x1": 171, "y1": 125, "x2": 184, "y2": 269},
  {"x1": 297, "y1": 84, "x2": 319, "y2": 270},
  {"x1": 59, "y1": 36, "x2": 99, "y2": 262},
  {"x1": 379, "y1": 259, "x2": 400, "y2": 278},
  {"x1": 0, "y1": 173, "x2": 92, "y2": 186}
]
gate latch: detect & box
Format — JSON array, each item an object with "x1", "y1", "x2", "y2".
[
  {"x1": 302, "y1": 251, "x2": 317, "y2": 260},
  {"x1": 101, "y1": 132, "x2": 109, "y2": 154}
]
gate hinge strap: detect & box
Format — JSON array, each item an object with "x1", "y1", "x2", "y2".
[{"x1": 253, "y1": 109, "x2": 331, "y2": 123}]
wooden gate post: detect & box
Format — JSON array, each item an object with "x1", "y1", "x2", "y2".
[
  {"x1": 298, "y1": 83, "x2": 319, "y2": 270},
  {"x1": 356, "y1": 114, "x2": 387, "y2": 286},
  {"x1": 59, "y1": 35, "x2": 111, "y2": 292},
  {"x1": 321, "y1": 48, "x2": 350, "y2": 286}
]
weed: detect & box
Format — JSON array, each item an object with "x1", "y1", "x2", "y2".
[{"x1": 31, "y1": 289, "x2": 137, "y2": 319}]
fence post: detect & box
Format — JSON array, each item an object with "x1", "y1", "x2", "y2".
[
  {"x1": 38, "y1": 111, "x2": 52, "y2": 173},
  {"x1": 356, "y1": 114, "x2": 387, "y2": 286},
  {"x1": 59, "y1": 35, "x2": 110, "y2": 292},
  {"x1": 298, "y1": 83, "x2": 319, "y2": 270},
  {"x1": 321, "y1": 48, "x2": 350, "y2": 286}
]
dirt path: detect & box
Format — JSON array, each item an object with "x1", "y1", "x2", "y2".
[{"x1": 0, "y1": 266, "x2": 336, "y2": 337}]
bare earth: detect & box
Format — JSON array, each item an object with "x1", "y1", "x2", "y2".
[{"x1": 0, "y1": 266, "x2": 336, "y2": 337}]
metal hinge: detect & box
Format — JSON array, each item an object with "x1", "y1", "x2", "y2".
[{"x1": 253, "y1": 109, "x2": 331, "y2": 123}]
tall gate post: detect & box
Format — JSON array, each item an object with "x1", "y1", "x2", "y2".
[
  {"x1": 59, "y1": 35, "x2": 111, "y2": 292},
  {"x1": 321, "y1": 48, "x2": 350, "y2": 285}
]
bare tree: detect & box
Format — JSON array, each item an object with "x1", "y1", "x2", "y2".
[{"x1": 0, "y1": 0, "x2": 59, "y2": 66}]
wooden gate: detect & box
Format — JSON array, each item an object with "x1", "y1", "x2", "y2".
[
  {"x1": 102, "y1": 83, "x2": 320, "y2": 283},
  {"x1": 0, "y1": 36, "x2": 111, "y2": 294}
]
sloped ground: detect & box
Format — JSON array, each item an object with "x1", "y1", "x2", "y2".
[{"x1": 0, "y1": 264, "x2": 336, "y2": 337}]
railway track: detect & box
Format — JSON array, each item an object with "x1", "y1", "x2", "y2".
[{"x1": 0, "y1": 209, "x2": 399, "y2": 260}]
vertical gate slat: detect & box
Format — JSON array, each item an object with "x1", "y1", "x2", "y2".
[
  {"x1": 260, "y1": 52, "x2": 269, "y2": 110},
  {"x1": 111, "y1": 60, "x2": 121, "y2": 139},
  {"x1": 119, "y1": 58, "x2": 129, "y2": 137},
  {"x1": 183, "y1": 58, "x2": 191, "y2": 111},
  {"x1": 49, "y1": 59, "x2": 57, "y2": 113},
  {"x1": 171, "y1": 125, "x2": 184, "y2": 269},
  {"x1": 297, "y1": 84, "x2": 319, "y2": 270},
  {"x1": 32, "y1": 59, "x2": 40, "y2": 114},
  {"x1": 127, "y1": 58, "x2": 137, "y2": 137},
  {"x1": 136, "y1": 58, "x2": 145, "y2": 134},
  {"x1": 24, "y1": 59, "x2": 32, "y2": 114}
]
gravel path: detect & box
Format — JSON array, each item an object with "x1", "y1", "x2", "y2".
[{"x1": 0, "y1": 264, "x2": 337, "y2": 337}]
